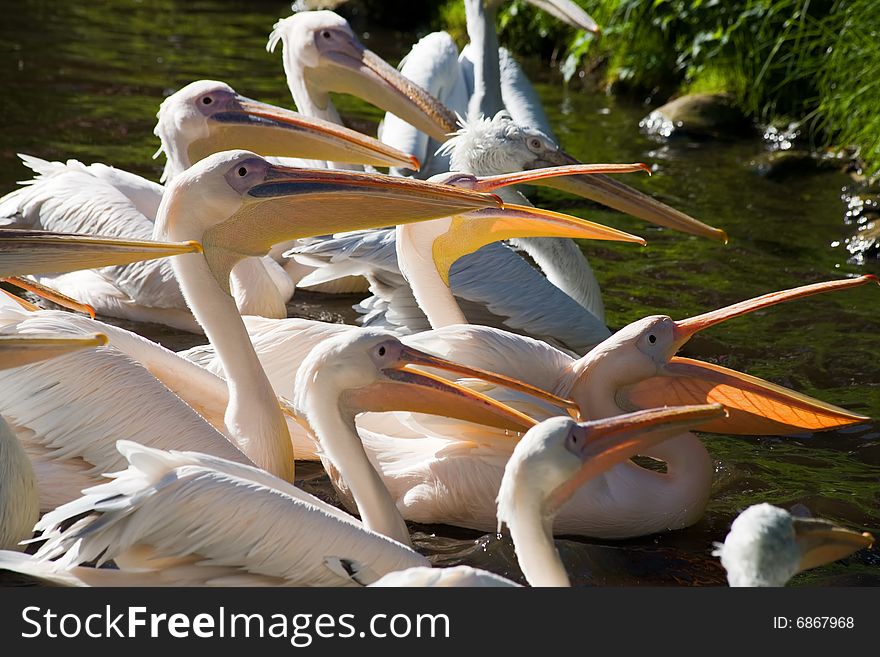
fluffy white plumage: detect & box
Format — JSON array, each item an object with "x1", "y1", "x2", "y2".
[
  {"x1": 713, "y1": 504, "x2": 805, "y2": 587},
  {"x1": 2, "y1": 441, "x2": 426, "y2": 586}
]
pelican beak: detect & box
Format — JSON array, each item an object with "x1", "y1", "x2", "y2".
[
  {"x1": 342, "y1": 363, "x2": 538, "y2": 434},
  {"x1": 394, "y1": 344, "x2": 580, "y2": 416},
  {"x1": 1, "y1": 276, "x2": 95, "y2": 318},
  {"x1": 0, "y1": 332, "x2": 108, "y2": 370},
  {"x1": 545, "y1": 404, "x2": 727, "y2": 514},
  {"x1": 191, "y1": 95, "x2": 420, "y2": 170},
  {"x1": 618, "y1": 276, "x2": 878, "y2": 435},
  {"x1": 793, "y1": 517, "x2": 874, "y2": 573},
  {"x1": 470, "y1": 163, "x2": 651, "y2": 191},
  {"x1": 520, "y1": 151, "x2": 728, "y2": 242},
  {"x1": 202, "y1": 165, "x2": 501, "y2": 292},
  {"x1": 0, "y1": 230, "x2": 202, "y2": 278},
  {"x1": 431, "y1": 203, "x2": 645, "y2": 286},
  {"x1": 525, "y1": 0, "x2": 601, "y2": 34},
  {"x1": 308, "y1": 38, "x2": 458, "y2": 142}
]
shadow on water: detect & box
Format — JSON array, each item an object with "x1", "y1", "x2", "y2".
[{"x1": 0, "y1": 0, "x2": 877, "y2": 586}]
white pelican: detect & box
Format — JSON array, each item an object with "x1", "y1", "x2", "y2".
[
  {"x1": 0, "y1": 150, "x2": 549, "y2": 512},
  {"x1": 295, "y1": 113, "x2": 726, "y2": 353},
  {"x1": 267, "y1": 10, "x2": 457, "y2": 164},
  {"x1": 372, "y1": 404, "x2": 727, "y2": 587},
  {"x1": 0, "y1": 330, "x2": 546, "y2": 586},
  {"x1": 713, "y1": 504, "x2": 874, "y2": 587},
  {"x1": 0, "y1": 403, "x2": 723, "y2": 587},
  {"x1": 266, "y1": 276, "x2": 873, "y2": 538},
  {"x1": 0, "y1": 80, "x2": 419, "y2": 329},
  {"x1": 380, "y1": 0, "x2": 598, "y2": 176}
]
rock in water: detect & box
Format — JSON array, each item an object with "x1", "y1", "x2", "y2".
[{"x1": 640, "y1": 93, "x2": 751, "y2": 139}]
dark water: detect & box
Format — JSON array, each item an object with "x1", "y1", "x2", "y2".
[{"x1": 1, "y1": 0, "x2": 878, "y2": 586}]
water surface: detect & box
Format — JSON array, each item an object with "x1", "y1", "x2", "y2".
[{"x1": 1, "y1": 0, "x2": 878, "y2": 586}]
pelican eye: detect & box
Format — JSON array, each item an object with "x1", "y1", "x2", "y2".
[
  {"x1": 237, "y1": 167, "x2": 247, "y2": 177},
  {"x1": 322, "y1": 30, "x2": 331, "y2": 39},
  {"x1": 377, "y1": 346, "x2": 386, "y2": 357},
  {"x1": 648, "y1": 334, "x2": 657, "y2": 344},
  {"x1": 202, "y1": 97, "x2": 212, "y2": 105}
]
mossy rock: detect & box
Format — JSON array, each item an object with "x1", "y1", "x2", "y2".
[
  {"x1": 640, "y1": 93, "x2": 752, "y2": 140},
  {"x1": 750, "y1": 150, "x2": 846, "y2": 180}
]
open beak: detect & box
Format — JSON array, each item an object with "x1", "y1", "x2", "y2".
[
  {"x1": 618, "y1": 276, "x2": 878, "y2": 435},
  {"x1": 308, "y1": 40, "x2": 459, "y2": 142},
  {"x1": 2, "y1": 276, "x2": 95, "y2": 318},
  {"x1": 342, "y1": 371, "x2": 536, "y2": 434},
  {"x1": 341, "y1": 343, "x2": 588, "y2": 432},
  {"x1": 525, "y1": 0, "x2": 601, "y2": 34},
  {"x1": 191, "y1": 95, "x2": 420, "y2": 170},
  {"x1": 202, "y1": 164, "x2": 502, "y2": 292},
  {"x1": 0, "y1": 332, "x2": 108, "y2": 370},
  {"x1": 0, "y1": 229, "x2": 202, "y2": 278},
  {"x1": 431, "y1": 203, "x2": 646, "y2": 286},
  {"x1": 546, "y1": 404, "x2": 727, "y2": 514},
  {"x1": 518, "y1": 152, "x2": 727, "y2": 242},
  {"x1": 793, "y1": 517, "x2": 874, "y2": 573},
  {"x1": 395, "y1": 344, "x2": 579, "y2": 416}
]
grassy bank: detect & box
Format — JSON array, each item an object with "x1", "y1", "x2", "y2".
[{"x1": 433, "y1": 0, "x2": 880, "y2": 175}]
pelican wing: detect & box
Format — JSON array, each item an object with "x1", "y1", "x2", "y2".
[
  {"x1": 32, "y1": 443, "x2": 427, "y2": 586},
  {"x1": 380, "y1": 31, "x2": 466, "y2": 178},
  {"x1": 0, "y1": 308, "x2": 250, "y2": 509}
]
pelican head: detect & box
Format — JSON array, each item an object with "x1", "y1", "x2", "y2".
[
  {"x1": 439, "y1": 111, "x2": 727, "y2": 242},
  {"x1": 439, "y1": 111, "x2": 562, "y2": 176},
  {"x1": 714, "y1": 504, "x2": 874, "y2": 587},
  {"x1": 497, "y1": 404, "x2": 727, "y2": 586},
  {"x1": 267, "y1": 11, "x2": 457, "y2": 141},
  {"x1": 156, "y1": 149, "x2": 501, "y2": 292},
  {"x1": 154, "y1": 79, "x2": 419, "y2": 182},
  {"x1": 566, "y1": 276, "x2": 878, "y2": 435},
  {"x1": 291, "y1": 328, "x2": 559, "y2": 546}
]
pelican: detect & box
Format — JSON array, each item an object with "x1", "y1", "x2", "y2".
[
  {"x1": 0, "y1": 151, "x2": 574, "y2": 514},
  {"x1": 276, "y1": 276, "x2": 874, "y2": 538},
  {"x1": 381, "y1": 0, "x2": 598, "y2": 176},
  {"x1": 267, "y1": 10, "x2": 457, "y2": 165},
  {"x1": 0, "y1": 330, "x2": 546, "y2": 586},
  {"x1": 713, "y1": 504, "x2": 874, "y2": 587},
  {"x1": 0, "y1": 404, "x2": 723, "y2": 587},
  {"x1": 373, "y1": 404, "x2": 727, "y2": 587},
  {"x1": 0, "y1": 80, "x2": 419, "y2": 330},
  {"x1": 295, "y1": 113, "x2": 726, "y2": 353}
]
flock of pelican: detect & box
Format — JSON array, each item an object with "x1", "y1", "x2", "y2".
[{"x1": 0, "y1": 2, "x2": 874, "y2": 588}]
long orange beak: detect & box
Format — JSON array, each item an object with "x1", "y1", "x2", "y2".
[
  {"x1": 192, "y1": 95, "x2": 420, "y2": 170},
  {"x1": 619, "y1": 276, "x2": 878, "y2": 435},
  {"x1": 468, "y1": 163, "x2": 652, "y2": 191},
  {"x1": 673, "y1": 275, "x2": 879, "y2": 347},
  {"x1": 545, "y1": 404, "x2": 727, "y2": 514},
  {"x1": 793, "y1": 517, "x2": 874, "y2": 573}
]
